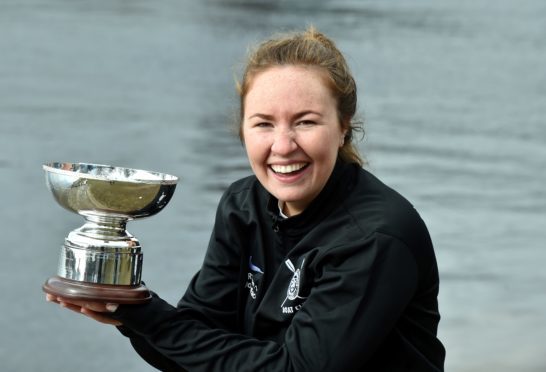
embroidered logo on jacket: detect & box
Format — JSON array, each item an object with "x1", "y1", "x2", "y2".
[
  {"x1": 245, "y1": 256, "x2": 263, "y2": 300},
  {"x1": 281, "y1": 258, "x2": 307, "y2": 314},
  {"x1": 245, "y1": 273, "x2": 258, "y2": 299}
]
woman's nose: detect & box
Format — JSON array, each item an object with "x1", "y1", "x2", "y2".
[{"x1": 271, "y1": 129, "x2": 297, "y2": 155}]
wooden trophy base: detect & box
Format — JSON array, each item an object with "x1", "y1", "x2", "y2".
[{"x1": 43, "y1": 276, "x2": 151, "y2": 304}]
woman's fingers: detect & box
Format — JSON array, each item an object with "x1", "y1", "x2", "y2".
[
  {"x1": 49, "y1": 296, "x2": 117, "y2": 312},
  {"x1": 80, "y1": 307, "x2": 123, "y2": 326},
  {"x1": 45, "y1": 293, "x2": 59, "y2": 304},
  {"x1": 59, "y1": 300, "x2": 84, "y2": 314},
  {"x1": 46, "y1": 294, "x2": 122, "y2": 326}
]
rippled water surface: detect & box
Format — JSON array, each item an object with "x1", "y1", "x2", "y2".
[{"x1": 1, "y1": 1, "x2": 545, "y2": 371}]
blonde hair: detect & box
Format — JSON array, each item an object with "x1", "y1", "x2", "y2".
[{"x1": 237, "y1": 26, "x2": 364, "y2": 166}]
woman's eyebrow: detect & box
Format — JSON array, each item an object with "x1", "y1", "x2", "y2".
[
  {"x1": 247, "y1": 113, "x2": 274, "y2": 120},
  {"x1": 292, "y1": 110, "x2": 323, "y2": 120},
  {"x1": 247, "y1": 111, "x2": 323, "y2": 121}
]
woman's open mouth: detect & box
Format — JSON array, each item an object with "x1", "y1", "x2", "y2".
[{"x1": 270, "y1": 163, "x2": 309, "y2": 176}]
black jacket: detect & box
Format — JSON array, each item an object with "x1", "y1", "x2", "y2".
[{"x1": 113, "y1": 161, "x2": 445, "y2": 371}]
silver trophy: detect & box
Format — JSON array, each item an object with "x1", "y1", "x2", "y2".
[{"x1": 42, "y1": 162, "x2": 178, "y2": 304}]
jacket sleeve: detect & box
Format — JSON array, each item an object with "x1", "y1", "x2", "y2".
[
  {"x1": 112, "y1": 221, "x2": 420, "y2": 372},
  {"x1": 117, "y1": 324, "x2": 187, "y2": 371}
]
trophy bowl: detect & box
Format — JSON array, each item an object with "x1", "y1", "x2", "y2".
[{"x1": 42, "y1": 162, "x2": 178, "y2": 304}]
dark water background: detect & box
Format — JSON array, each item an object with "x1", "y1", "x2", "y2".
[{"x1": 1, "y1": 0, "x2": 545, "y2": 371}]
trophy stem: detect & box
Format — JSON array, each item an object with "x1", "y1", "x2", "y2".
[
  {"x1": 80, "y1": 214, "x2": 132, "y2": 240},
  {"x1": 60, "y1": 214, "x2": 144, "y2": 286}
]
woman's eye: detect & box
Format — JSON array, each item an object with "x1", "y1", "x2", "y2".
[
  {"x1": 297, "y1": 120, "x2": 316, "y2": 126},
  {"x1": 255, "y1": 122, "x2": 272, "y2": 128}
]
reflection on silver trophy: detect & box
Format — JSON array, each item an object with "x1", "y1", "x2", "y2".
[{"x1": 42, "y1": 162, "x2": 178, "y2": 304}]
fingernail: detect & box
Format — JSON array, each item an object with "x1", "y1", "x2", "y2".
[{"x1": 105, "y1": 303, "x2": 118, "y2": 312}]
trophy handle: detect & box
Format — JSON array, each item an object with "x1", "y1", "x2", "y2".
[{"x1": 43, "y1": 276, "x2": 151, "y2": 304}]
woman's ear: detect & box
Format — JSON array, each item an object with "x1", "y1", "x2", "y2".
[{"x1": 340, "y1": 129, "x2": 348, "y2": 147}]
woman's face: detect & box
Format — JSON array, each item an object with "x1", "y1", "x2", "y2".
[{"x1": 242, "y1": 65, "x2": 346, "y2": 217}]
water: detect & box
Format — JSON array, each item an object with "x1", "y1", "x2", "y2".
[{"x1": 1, "y1": 0, "x2": 545, "y2": 371}]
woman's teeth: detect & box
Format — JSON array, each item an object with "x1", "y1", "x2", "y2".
[{"x1": 270, "y1": 163, "x2": 307, "y2": 174}]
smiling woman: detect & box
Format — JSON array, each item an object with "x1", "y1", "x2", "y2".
[
  {"x1": 242, "y1": 66, "x2": 346, "y2": 216},
  {"x1": 47, "y1": 27, "x2": 445, "y2": 372},
  {"x1": 237, "y1": 27, "x2": 363, "y2": 167}
]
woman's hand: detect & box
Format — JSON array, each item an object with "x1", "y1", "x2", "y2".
[{"x1": 46, "y1": 294, "x2": 122, "y2": 326}]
